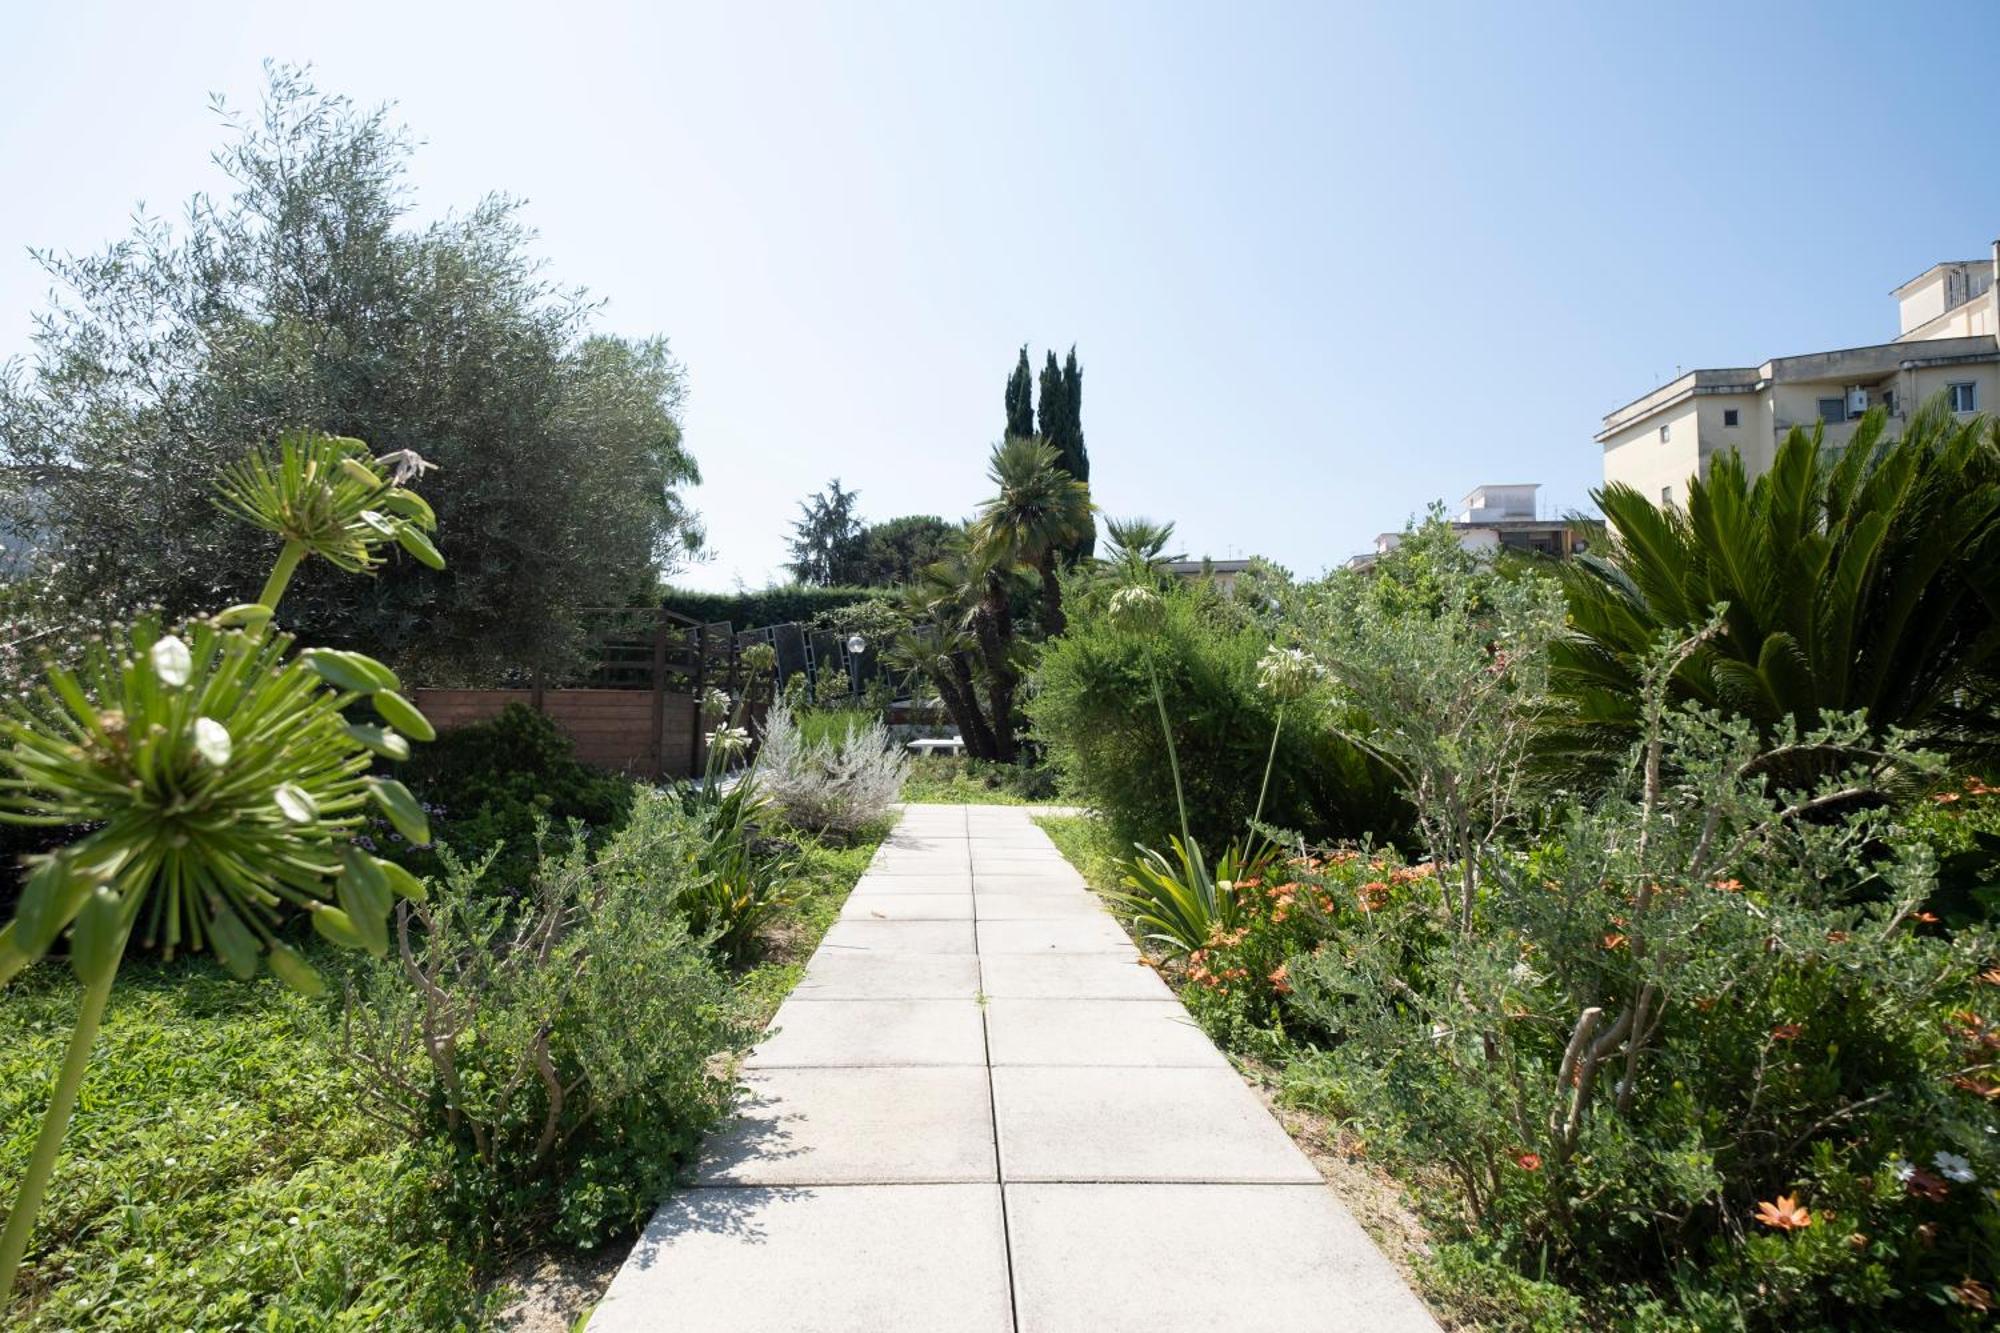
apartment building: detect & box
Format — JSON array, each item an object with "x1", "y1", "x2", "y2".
[
  {"x1": 1598, "y1": 242, "x2": 2000, "y2": 504},
  {"x1": 1347, "y1": 483, "x2": 1583, "y2": 569}
]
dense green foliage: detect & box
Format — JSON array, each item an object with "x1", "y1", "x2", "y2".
[
  {"x1": 0, "y1": 68, "x2": 700, "y2": 683},
  {"x1": 1038, "y1": 488, "x2": 2000, "y2": 1329},
  {"x1": 391, "y1": 704, "x2": 636, "y2": 891},
  {"x1": 0, "y1": 958, "x2": 481, "y2": 1329},
  {"x1": 1028, "y1": 571, "x2": 1407, "y2": 850},
  {"x1": 850, "y1": 515, "x2": 958, "y2": 587},
  {"x1": 657, "y1": 583, "x2": 891, "y2": 629},
  {"x1": 1551, "y1": 401, "x2": 2000, "y2": 777},
  {"x1": 1004, "y1": 346, "x2": 1036, "y2": 439}
]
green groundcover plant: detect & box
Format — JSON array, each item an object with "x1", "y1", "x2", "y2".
[{"x1": 0, "y1": 431, "x2": 441, "y2": 1303}]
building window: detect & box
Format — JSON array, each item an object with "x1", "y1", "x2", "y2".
[
  {"x1": 1661, "y1": 484, "x2": 1672, "y2": 506},
  {"x1": 1950, "y1": 381, "x2": 1978, "y2": 413},
  {"x1": 1817, "y1": 397, "x2": 1846, "y2": 424},
  {"x1": 1722, "y1": 408, "x2": 1739, "y2": 427},
  {"x1": 1658, "y1": 423, "x2": 1670, "y2": 442}
]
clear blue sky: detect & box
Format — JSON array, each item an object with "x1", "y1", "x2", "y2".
[{"x1": 6, "y1": 2, "x2": 2000, "y2": 589}]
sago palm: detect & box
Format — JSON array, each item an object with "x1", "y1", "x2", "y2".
[
  {"x1": 973, "y1": 436, "x2": 1094, "y2": 637},
  {"x1": 1548, "y1": 397, "x2": 2000, "y2": 776}
]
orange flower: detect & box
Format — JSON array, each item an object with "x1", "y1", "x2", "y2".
[
  {"x1": 1711, "y1": 878, "x2": 1744, "y2": 893},
  {"x1": 1980, "y1": 967, "x2": 2000, "y2": 986},
  {"x1": 1825, "y1": 930, "x2": 1850, "y2": 944},
  {"x1": 1267, "y1": 963, "x2": 1291, "y2": 995},
  {"x1": 1935, "y1": 791, "x2": 1963, "y2": 805},
  {"x1": 1954, "y1": 1277, "x2": 1994, "y2": 1313},
  {"x1": 1914, "y1": 911, "x2": 1941, "y2": 925},
  {"x1": 1513, "y1": 1151, "x2": 1542, "y2": 1171},
  {"x1": 1770, "y1": 1023, "x2": 1803, "y2": 1041},
  {"x1": 1754, "y1": 1195, "x2": 1811, "y2": 1231},
  {"x1": 1846, "y1": 1232, "x2": 1869, "y2": 1251},
  {"x1": 1602, "y1": 933, "x2": 1628, "y2": 950}
]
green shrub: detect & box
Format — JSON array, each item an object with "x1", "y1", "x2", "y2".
[
  {"x1": 342, "y1": 819, "x2": 754, "y2": 1251},
  {"x1": 390, "y1": 703, "x2": 636, "y2": 891},
  {"x1": 1205, "y1": 705, "x2": 2000, "y2": 1329},
  {"x1": 0, "y1": 958, "x2": 480, "y2": 1329},
  {"x1": 657, "y1": 584, "x2": 890, "y2": 629},
  {"x1": 1028, "y1": 573, "x2": 1407, "y2": 850}
]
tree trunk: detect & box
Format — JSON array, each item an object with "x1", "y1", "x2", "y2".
[
  {"x1": 931, "y1": 654, "x2": 998, "y2": 761},
  {"x1": 974, "y1": 583, "x2": 1018, "y2": 762},
  {"x1": 1037, "y1": 549, "x2": 1065, "y2": 637}
]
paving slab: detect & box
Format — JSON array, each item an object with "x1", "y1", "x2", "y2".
[
  {"x1": 593, "y1": 1184, "x2": 1013, "y2": 1333},
  {"x1": 839, "y1": 893, "x2": 974, "y2": 921},
  {"x1": 977, "y1": 916, "x2": 1135, "y2": 954},
  {"x1": 1006, "y1": 1183, "x2": 1438, "y2": 1332},
  {"x1": 972, "y1": 867, "x2": 1089, "y2": 892},
  {"x1": 968, "y1": 892, "x2": 1107, "y2": 920},
  {"x1": 984, "y1": 998, "x2": 1228, "y2": 1068},
  {"x1": 978, "y1": 951, "x2": 1173, "y2": 1000},
  {"x1": 971, "y1": 852, "x2": 1076, "y2": 870},
  {"x1": 790, "y1": 952, "x2": 982, "y2": 1000},
  {"x1": 817, "y1": 919, "x2": 977, "y2": 954},
  {"x1": 992, "y1": 1065, "x2": 1322, "y2": 1183},
  {"x1": 848, "y1": 871, "x2": 974, "y2": 895},
  {"x1": 863, "y1": 856, "x2": 973, "y2": 876},
  {"x1": 748, "y1": 999, "x2": 987, "y2": 1068},
  {"x1": 698, "y1": 1066, "x2": 995, "y2": 1184}
]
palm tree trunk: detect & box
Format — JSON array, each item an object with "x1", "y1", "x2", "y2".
[
  {"x1": 929, "y1": 655, "x2": 997, "y2": 760},
  {"x1": 974, "y1": 585, "x2": 1018, "y2": 762},
  {"x1": 1038, "y1": 550, "x2": 1066, "y2": 637}
]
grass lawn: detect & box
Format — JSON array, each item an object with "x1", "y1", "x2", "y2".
[{"x1": 900, "y1": 755, "x2": 1059, "y2": 806}]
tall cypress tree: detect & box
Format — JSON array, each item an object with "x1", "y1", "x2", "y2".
[
  {"x1": 1037, "y1": 345, "x2": 1093, "y2": 559},
  {"x1": 1004, "y1": 345, "x2": 1035, "y2": 440}
]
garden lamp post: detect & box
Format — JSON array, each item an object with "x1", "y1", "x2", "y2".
[{"x1": 846, "y1": 634, "x2": 866, "y2": 698}]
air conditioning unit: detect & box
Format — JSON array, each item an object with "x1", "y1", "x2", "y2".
[{"x1": 1846, "y1": 387, "x2": 1869, "y2": 419}]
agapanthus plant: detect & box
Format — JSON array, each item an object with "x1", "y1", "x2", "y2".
[{"x1": 0, "y1": 431, "x2": 442, "y2": 1301}]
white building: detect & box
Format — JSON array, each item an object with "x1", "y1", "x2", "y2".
[
  {"x1": 1349, "y1": 484, "x2": 1581, "y2": 569},
  {"x1": 1598, "y1": 241, "x2": 2000, "y2": 505}
]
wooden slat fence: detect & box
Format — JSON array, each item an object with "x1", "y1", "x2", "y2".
[{"x1": 411, "y1": 607, "x2": 885, "y2": 779}]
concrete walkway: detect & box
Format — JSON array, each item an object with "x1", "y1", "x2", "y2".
[{"x1": 591, "y1": 804, "x2": 1438, "y2": 1332}]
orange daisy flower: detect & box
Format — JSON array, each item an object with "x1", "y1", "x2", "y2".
[{"x1": 1754, "y1": 1195, "x2": 1811, "y2": 1231}]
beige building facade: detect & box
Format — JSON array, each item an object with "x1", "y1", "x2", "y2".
[{"x1": 1598, "y1": 242, "x2": 2000, "y2": 504}]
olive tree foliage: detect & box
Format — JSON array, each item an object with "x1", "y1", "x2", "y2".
[{"x1": 0, "y1": 65, "x2": 702, "y2": 684}]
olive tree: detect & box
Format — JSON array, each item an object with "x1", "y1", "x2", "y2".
[{"x1": 0, "y1": 64, "x2": 702, "y2": 684}]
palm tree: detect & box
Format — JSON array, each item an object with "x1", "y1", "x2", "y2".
[
  {"x1": 890, "y1": 560, "x2": 1001, "y2": 760},
  {"x1": 973, "y1": 436, "x2": 1093, "y2": 638},
  {"x1": 1547, "y1": 398, "x2": 2000, "y2": 776},
  {"x1": 1100, "y1": 515, "x2": 1184, "y2": 586}
]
